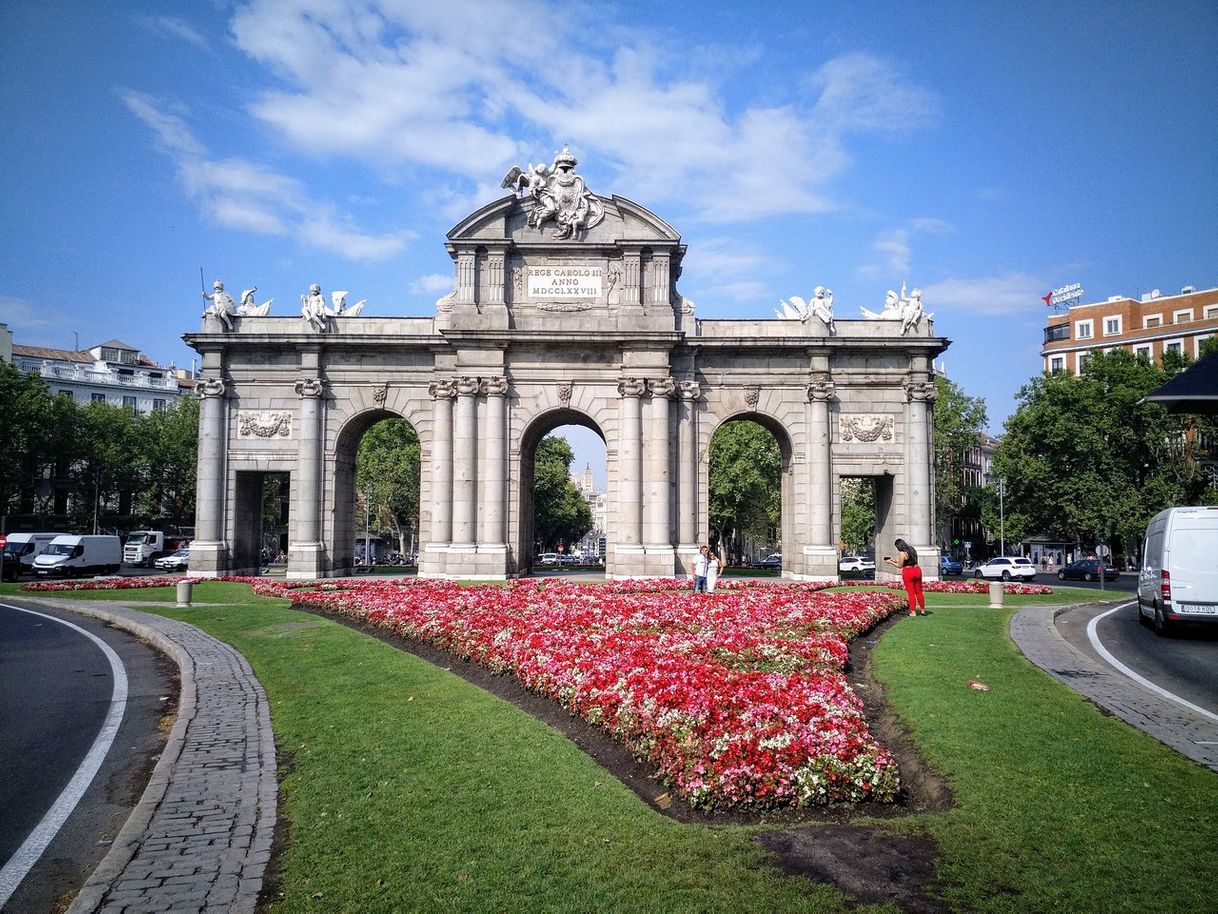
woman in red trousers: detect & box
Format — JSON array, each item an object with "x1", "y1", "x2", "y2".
[{"x1": 885, "y1": 538, "x2": 926, "y2": 616}]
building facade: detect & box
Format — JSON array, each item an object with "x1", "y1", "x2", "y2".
[
  {"x1": 1042, "y1": 285, "x2": 1218, "y2": 374},
  {"x1": 7, "y1": 338, "x2": 189, "y2": 413}
]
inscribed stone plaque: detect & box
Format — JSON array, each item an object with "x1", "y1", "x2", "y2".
[{"x1": 527, "y1": 266, "x2": 603, "y2": 299}]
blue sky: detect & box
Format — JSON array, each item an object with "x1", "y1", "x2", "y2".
[{"x1": 3, "y1": 1, "x2": 1216, "y2": 484}]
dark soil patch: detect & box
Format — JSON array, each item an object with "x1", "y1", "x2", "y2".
[{"x1": 257, "y1": 747, "x2": 296, "y2": 910}]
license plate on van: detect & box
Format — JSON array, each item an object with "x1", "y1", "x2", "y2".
[{"x1": 1176, "y1": 604, "x2": 1217, "y2": 615}]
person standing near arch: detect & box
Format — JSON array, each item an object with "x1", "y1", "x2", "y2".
[
  {"x1": 885, "y1": 538, "x2": 926, "y2": 616},
  {"x1": 706, "y1": 546, "x2": 722, "y2": 593}
]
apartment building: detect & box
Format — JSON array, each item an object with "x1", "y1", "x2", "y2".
[
  {"x1": 8, "y1": 338, "x2": 189, "y2": 414},
  {"x1": 1042, "y1": 285, "x2": 1218, "y2": 375}
]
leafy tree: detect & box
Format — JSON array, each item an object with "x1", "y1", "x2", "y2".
[
  {"x1": 532, "y1": 435, "x2": 592, "y2": 552},
  {"x1": 72, "y1": 401, "x2": 145, "y2": 531},
  {"x1": 0, "y1": 361, "x2": 76, "y2": 516},
  {"x1": 839, "y1": 477, "x2": 875, "y2": 552},
  {"x1": 932, "y1": 375, "x2": 988, "y2": 547},
  {"x1": 989, "y1": 349, "x2": 1210, "y2": 559},
  {"x1": 136, "y1": 397, "x2": 199, "y2": 528},
  {"x1": 708, "y1": 420, "x2": 781, "y2": 564},
  {"x1": 355, "y1": 419, "x2": 420, "y2": 556}
]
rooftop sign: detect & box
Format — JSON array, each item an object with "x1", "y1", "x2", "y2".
[{"x1": 1043, "y1": 283, "x2": 1083, "y2": 308}]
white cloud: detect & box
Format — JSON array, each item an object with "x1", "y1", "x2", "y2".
[
  {"x1": 860, "y1": 216, "x2": 955, "y2": 278},
  {"x1": 138, "y1": 15, "x2": 210, "y2": 51},
  {"x1": 123, "y1": 91, "x2": 411, "y2": 261},
  {"x1": 0, "y1": 295, "x2": 57, "y2": 334},
  {"x1": 921, "y1": 273, "x2": 1049, "y2": 316},
  {"x1": 225, "y1": 0, "x2": 937, "y2": 223},
  {"x1": 682, "y1": 238, "x2": 775, "y2": 302},
  {"x1": 410, "y1": 273, "x2": 454, "y2": 294}
]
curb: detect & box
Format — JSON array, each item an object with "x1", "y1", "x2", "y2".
[
  {"x1": 1010, "y1": 601, "x2": 1218, "y2": 772},
  {"x1": 19, "y1": 597, "x2": 277, "y2": 913}
]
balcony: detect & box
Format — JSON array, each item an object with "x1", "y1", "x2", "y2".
[{"x1": 1043, "y1": 324, "x2": 1070, "y2": 344}]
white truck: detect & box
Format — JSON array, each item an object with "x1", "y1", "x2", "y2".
[
  {"x1": 123, "y1": 530, "x2": 189, "y2": 567},
  {"x1": 33, "y1": 535, "x2": 122, "y2": 578},
  {"x1": 1, "y1": 532, "x2": 61, "y2": 581}
]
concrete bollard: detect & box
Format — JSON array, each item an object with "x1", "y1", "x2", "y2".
[
  {"x1": 988, "y1": 581, "x2": 1004, "y2": 609},
  {"x1": 176, "y1": 579, "x2": 194, "y2": 607}
]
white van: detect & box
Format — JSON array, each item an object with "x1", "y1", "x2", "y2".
[
  {"x1": 32, "y1": 535, "x2": 122, "y2": 578},
  {"x1": 1137, "y1": 506, "x2": 1218, "y2": 635},
  {"x1": 1, "y1": 532, "x2": 60, "y2": 581}
]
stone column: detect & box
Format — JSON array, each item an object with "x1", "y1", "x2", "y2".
[
  {"x1": 427, "y1": 379, "x2": 456, "y2": 546},
  {"x1": 645, "y1": 378, "x2": 675, "y2": 569},
  {"x1": 617, "y1": 378, "x2": 646, "y2": 549},
  {"x1": 189, "y1": 377, "x2": 228, "y2": 577},
  {"x1": 288, "y1": 377, "x2": 325, "y2": 580},
  {"x1": 479, "y1": 376, "x2": 509, "y2": 549},
  {"x1": 451, "y1": 376, "x2": 480, "y2": 547},
  {"x1": 677, "y1": 380, "x2": 701, "y2": 556},
  {"x1": 904, "y1": 376, "x2": 939, "y2": 573},
  {"x1": 801, "y1": 377, "x2": 839, "y2": 580}
]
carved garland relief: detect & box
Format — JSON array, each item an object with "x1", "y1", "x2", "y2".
[
  {"x1": 237, "y1": 411, "x2": 292, "y2": 439},
  {"x1": 839, "y1": 415, "x2": 895, "y2": 443}
]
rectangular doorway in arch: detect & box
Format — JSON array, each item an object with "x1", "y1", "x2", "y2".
[
  {"x1": 233, "y1": 471, "x2": 290, "y2": 573},
  {"x1": 837, "y1": 475, "x2": 896, "y2": 581}
]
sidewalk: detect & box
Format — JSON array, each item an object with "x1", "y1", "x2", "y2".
[
  {"x1": 25, "y1": 597, "x2": 277, "y2": 913},
  {"x1": 1010, "y1": 603, "x2": 1218, "y2": 772}
]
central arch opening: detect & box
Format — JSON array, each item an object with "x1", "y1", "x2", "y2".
[
  {"x1": 517, "y1": 410, "x2": 606, "y2": 576},
  {"x1": 708, "y1": 415, "x2": 791, "y2": 575},
  {"x1": 333, "y1": 410, "x2": 420, "y2": 576}
]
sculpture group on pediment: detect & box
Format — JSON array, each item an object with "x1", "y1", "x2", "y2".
[
  {"x1": 502, "y1": 146, "x2": 606, "y2": 241},
  {"x1": 860, "y1": 283, "x2": 931, "y2": 335},
  {"x1": 300, "y1": 284, "x2": 368, "y2": 331},
  {"x1": 204, "y1": 281, "x2": 273, "y2": 331},
  {"x1": 775, "y1": 287, "x2": 835, "y2": 332}
]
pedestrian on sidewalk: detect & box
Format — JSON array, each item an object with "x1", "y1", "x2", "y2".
[
  {"x1": 706, "y1": 547, "x2": 722, "y2": 593},
  {"x1": 885, "y1": 538, "x2": 926, "y2": 616}
]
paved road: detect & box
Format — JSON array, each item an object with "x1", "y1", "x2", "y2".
[
  {"x1": 0, "y1": 600, "x2": 174, "y2": 913},
  {"x1": 1056, "y1": 598, "x2": 1218, "y2": 714}
]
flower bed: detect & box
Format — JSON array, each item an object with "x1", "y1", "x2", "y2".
[{"x1": 15, "y1": 574, "x2": 1048, "y2": 808}]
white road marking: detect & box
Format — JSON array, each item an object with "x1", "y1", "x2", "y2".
[
  {"x1": 1086, "y1": 602, "x2": 1218, "y2": 724},
  {"x1": 0, "y1": 604, "x2": 128, "y2": 907}
]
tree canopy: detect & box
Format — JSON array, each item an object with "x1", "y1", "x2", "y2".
[
  {"x1": 532, "y1": 435, "x2": 593, "y2": 552},
  {"x1": 355, "y1": 419, "x2": 421, "y2": 556},
  {"x1": 708, "y1": 419, "x2": 781, "y2": 563},
  {"x1": 932, "y1": 374, "x2": 989, "y2": 547}
]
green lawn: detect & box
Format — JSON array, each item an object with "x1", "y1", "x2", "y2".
[{"x1": 9, "y1": 581, "x2": 1213, "y2": 912}]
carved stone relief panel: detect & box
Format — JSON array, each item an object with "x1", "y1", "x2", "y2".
[
  {"x1": 839, "y1": 414, "x2": 896, "y2": 443},
  {"x1": 237, "y1": 410, "x2": 292, "y2": 439}
]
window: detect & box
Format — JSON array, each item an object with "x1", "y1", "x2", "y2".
[
  {"x1": 153, "y1": 398, "x2": 167, "y2": 412},
  {"x1": 91, "y1": 392, "x2": 106, "y2": 403},
  {"x1": 1133, "y1": 345, "x2": 1152, "y2": 362},
  {"x1": 1174, "y1": 309, "x2": 1193, "y2": 324},
  {"x1": 1044, "y1": 323, "x2": 1070, "y2": 343},
  {"x1": 1049, "y1": 356, "x2": 1065, "y2": 373},
  {"x1": 1197, "y1": 336, "x2": 1214, "y2": 358},
  {"x1": 122, "y1": 395, "x2": 137, "y2": 413},
  {"x1": 1075, "y1": 319, "x2": 1093, "y2": 340},
  {"x1": 1165, "y1": 340, "x2": 1184, "y2": 356},
  {"x1": 1204, "y1": 305, "x2": 1218, "y2": 320},
  {"x1": 1143, "y1": 315, "x2": 1162, "y2": 329},
  {"x1": 58, "y1": 389, "x2": 73, "y2": 399},
  {"x1": 1103, "y1": 316, "x2": 1122, "y2": 335},
  {"x1": 1076, "y1": 352, "x2": 1092, "y2": 374}
]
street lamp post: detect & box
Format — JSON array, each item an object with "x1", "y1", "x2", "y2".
[{"x1": 998, "y1": 477, "x2": 1006, "y2": 557}]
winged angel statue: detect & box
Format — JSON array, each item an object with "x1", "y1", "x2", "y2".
[
  {"x1": 775, "y1": 286, "x2": 836, "y2": 332},
  {"x1": 502, "y1": 146, "x2": 605, "y2": 240},
  {"x1": 860, "y1": 283, "x2": 930, "y2": 335}
]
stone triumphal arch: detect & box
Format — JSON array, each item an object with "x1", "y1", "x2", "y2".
[{"x1": 187, "y1": 151, "x2": 948, "y2": 582}]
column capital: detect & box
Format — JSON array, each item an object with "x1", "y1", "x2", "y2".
[
  {"x1": 294, "y1": 377, "x2": 324, "y2": 399},
  {"x1": 807, "y1": 379, "x2": 837, "y2": 402},
  {"x1": 197, "y1": 377, "x2": 226, "y2": 399},
  {"x1": 618, "y1": 377, "x2": 646, "y2": 398},
  {"x1": 677, "y1": 379, "x2": 701, "y2": 401},
  {"x1": 455, "y1": 376, "x2": 480, "y2": 397},
  {"x1": 482, "y1": 376, "x2": 510, "y2": 397},
  {"x1": 428, "y1": 379, "x2": 458, "y2": 399},
  {"x1": 648, "y1": 377, "x2": 676, "y2": 398},
  {"x1": 904, "y1": 378, "x2": 938, "y2": 402}
]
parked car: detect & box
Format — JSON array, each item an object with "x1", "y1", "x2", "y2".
[
  {"x1": 537, "y1": 553, "x2": 559, "y2": 565},
  {"x1": 939, "y1": 555, "x2": 964, "y2": 576},
  {"x1": 1137, "y1": 506, "x2": 1218, "y2": 635},
  {"x1": 1056, "y1": 558, "x2": 1118, "y2": 582},
  {"x1": 753, "y1": 553, "x2": 782, "y2": 570},
  {"x1": 557, "y1": 553, "x2": 581, "y2": 565},
  {"x1": 154, "y1": 549, "x2": 191, "y2": 572},
  {"x1": 974, "y1": 556, "x2": 1037, "y2": 581},
  {"x1": 839, "y1": 555, "x2": 876, "y2": 573}
]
